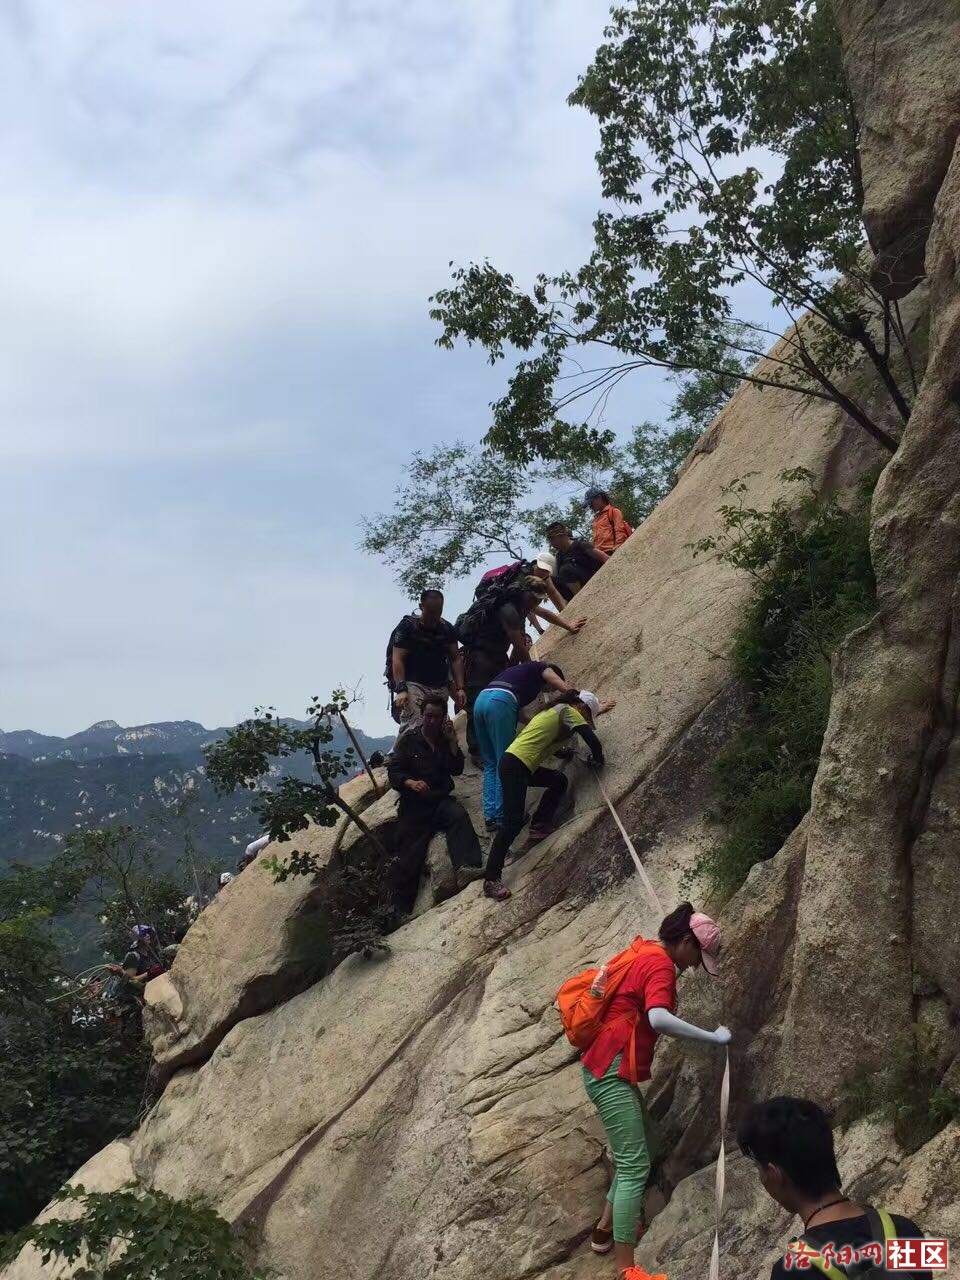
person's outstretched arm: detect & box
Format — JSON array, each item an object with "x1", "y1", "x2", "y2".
[
  {"x1": 572, "y1": 724, "x2": 604, "y2": 766},
  {"x1": 541, "y1": 667, "x2": 575, "y2": 695},
  {"x1": 391, "y1": 645, "x2": 409, "y2": 712},
  {"x1": 648, "y1": 1007, "x2": 730, "y2": 1044},
  {"x1": 544, "y1": 578, "x2": 566, "y2": 611},
  {"x1": 533, "y1": 605, "x2": 586, "y2": 635},
  {"x1": 448, "y1": 642, "x2": 466, "y2": 711}
]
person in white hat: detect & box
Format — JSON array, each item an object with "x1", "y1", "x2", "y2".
[
  {"x1": 530, "y1": 551, "x2": 569, "y2": 616},
  {"x1": 482, "y1": 690, "x2": 609, "y2": 900}
]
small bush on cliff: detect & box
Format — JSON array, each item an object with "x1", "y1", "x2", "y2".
[
  {"x1": 205, "y1": 691, "x2": 396, "y2": 961},
  {"x1": 839, "y1": 1029, "x2": 960, "y2": 1151},
  {"x1": 688, "y1": 468, "x2": 876, "y2": 892},
  {"x1": 3, "y1": 1184, "x2": 266, "y2": 1279}
]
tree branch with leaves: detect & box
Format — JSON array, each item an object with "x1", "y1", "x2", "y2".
[{"x1": 430, "y1": 0, "x2": 913, "y2": 466}]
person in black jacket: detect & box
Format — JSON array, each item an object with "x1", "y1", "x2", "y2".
[
  {"x1": 386, "y1": 696, "x2": 485, "y2": 912},
  {"x1": 739, "y1": 1097, "x2": 933, "y2": 1280}
]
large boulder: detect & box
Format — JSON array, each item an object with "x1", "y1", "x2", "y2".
[
  {"x1": 145, "y1": 769, "x2": 397, "y2": 1074},
  {"x1": 832, "y1": 0, "x2": 960, "y2": 296}
]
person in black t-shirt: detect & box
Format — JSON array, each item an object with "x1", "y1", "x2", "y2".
[
  {"x1": 738, "y1": 1097, "x2": 932, "y2": 1280},
  {"x1": 390, "y1": 589, "x2": 465, "y2": 732},
  {"x1": 546, "y1": 522, "x2": 609, "y2": 599}
]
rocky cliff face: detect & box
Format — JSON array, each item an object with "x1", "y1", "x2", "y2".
[{"x1": 7, "y1": 9, "x2": 960, "y2": 1277}]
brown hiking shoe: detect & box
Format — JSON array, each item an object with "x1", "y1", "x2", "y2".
[{"x1": 590, "y1": 1224, "x2": 613, "y2": 1255}]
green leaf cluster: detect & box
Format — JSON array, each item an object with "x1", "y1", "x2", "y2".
[
  {"x1": 0, "y1": 854, "x2": 156, "y2": 1234},
  {"x1": 4, "y1": 1184, "x2": 266, "y2": 1279}
]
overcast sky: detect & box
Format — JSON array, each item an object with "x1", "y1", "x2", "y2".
[{"x1": 0, "y1": 0, "x2": 678, "y2": 738}]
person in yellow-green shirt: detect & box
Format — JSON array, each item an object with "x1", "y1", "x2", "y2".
[{"x1": 482, "y1": 691, "x2": 606, "y2": 901}]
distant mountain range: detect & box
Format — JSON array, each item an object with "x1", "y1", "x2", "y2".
[{"x1": 0, "y1": 717, "x2": 394, "y2": 963}]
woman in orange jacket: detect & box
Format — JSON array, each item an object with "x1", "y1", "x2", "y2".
[{"x1": 586, "y1": 488, "x2": 633, "y2": 554}]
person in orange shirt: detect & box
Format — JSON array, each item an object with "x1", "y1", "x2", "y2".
[
  {"x1": 586, "y1": 487, "x2": 633, "y2": 554},
  {"x1": 581, "y1": 904, "x2": 729, "y2": 1273}
]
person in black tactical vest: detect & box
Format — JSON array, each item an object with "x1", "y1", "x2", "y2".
[{"x1": 388, "y1": 588, "x2": 465, "y2": 734}]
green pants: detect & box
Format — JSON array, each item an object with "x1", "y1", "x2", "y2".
[{"x1": 582, "y1": 1054, "x2": 651, "y2": 1245}]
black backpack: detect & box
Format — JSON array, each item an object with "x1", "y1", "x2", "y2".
[
  {"x1": 455, "y1": 582, "x2": 530, "y2": 649},
  {"x1": 384, "y1": 615, "x2": 415, "y2": 718}
]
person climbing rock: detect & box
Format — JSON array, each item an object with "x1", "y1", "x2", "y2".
[
  {"x1": 581, "y1": 904, "x2": 728, "y2": 1273},
  {"x1": 547, "y1": 522, "x2": 609, "y2": 599},
  {"x1": 474, "y1": 663, "x2": 615, "y2": 832},
  {"x1": 389, "y1": 588, "x2": 465, "y2": 732},
  {"x1": 586, "y1": 487, "x2": 633, "y2": 555},
  {"x1": 529, "y1": 552, "x2": 570, "y2": 619},
  {"x1": 738, "y1": 1097, "x2": 933, "y2": 1280},
  {"x1": 386, "y1": 695, "x2": 485, "y2": 911},
  {"x1": 238, "y1": 833, "x2": 269, "y2": 872},
  {"x1": 458, "y1": 578, "x2": 549, "y2": 759},
  {"x1": 482, "y1": 691, "x2": 606, "y2": 900}
]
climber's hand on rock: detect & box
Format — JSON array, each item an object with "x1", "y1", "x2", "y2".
[
  {"x1": 393, "y1": 691, "x2": 409, "y2": 708},
  {"x1": 570, "y1": 616, "x2": 587, "y2": 632},
  {"x1": 713, "y1": 1025, "x2": 732, "y2": 1045},
  {"x1": 598, "y1": 699, "x2": 617, "y2": 715},
  {"x1": 406, "y1": 779, "x2": 430, "y2": 794}
]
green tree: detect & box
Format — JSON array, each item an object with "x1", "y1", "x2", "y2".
[
  {"x1": 359, "y1": 442, "x2": 530, "y2": 595},
  {"x1": 205, "y1": 692, "x2": 395, "y2": 960},
  {"x1": 60, "y1": 826, "x2": 199, "y2": 960},
  {"x1": 0, "y1": 858, "x2": 150, "y2": 1235},
  {"x1": 430, "y1": 0, "x2": 915, "y2": 466},
  {"x1": 4, "y1": 1185, "x2": 266, "y2": 1279},
  {"x1": 524, "y1": 418, "x2": 702, "y2": 544}
]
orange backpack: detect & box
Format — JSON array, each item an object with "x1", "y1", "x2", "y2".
[{"x1": 556, "y1": 936, "x2": 652, "y2": 1079}]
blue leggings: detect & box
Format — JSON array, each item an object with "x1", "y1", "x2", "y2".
[{"x1": 472, "y1": 688, "x2": 519, "y2": 822}]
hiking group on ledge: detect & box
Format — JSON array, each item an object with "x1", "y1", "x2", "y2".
[{"x1": 383, "y1": 487, "x2": 630, "y2": 903}]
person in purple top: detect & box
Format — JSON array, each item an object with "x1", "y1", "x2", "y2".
[{"x1": 473, "y1": 661, "x2": 615, "y2": 829}]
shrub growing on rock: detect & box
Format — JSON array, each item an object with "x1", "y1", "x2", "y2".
[{"x1": 689, "y1": 468, "x2": 877, "y2": 892}]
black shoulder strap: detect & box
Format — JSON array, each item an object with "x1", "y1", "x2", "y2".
[{"x1": 862, "y1": 1205, "x2": 885, "y2": 1250}]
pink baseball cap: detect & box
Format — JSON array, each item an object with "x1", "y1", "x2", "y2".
[{"x1": 690, "y1": 912, "x2": 721, "y2": 975}]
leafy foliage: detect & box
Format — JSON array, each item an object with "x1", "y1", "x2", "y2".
[
  {"x1": 4, "y1": 1184, "x2": 266, "y2": 1279},
  {"x1": 362, "y1": 363, "x2": 728, "y2": 590},
  {"x1": 839, "y1": 1029, "x2": 960, "y2": 1152},
  {"x1": 60, "y1": 825, "x2": 202, "y2": 959},
  {"x1": 525, "y1": 419, "x2": 701, "y2": 544},
  {"x1": 206, "y1": 693, "x2": 396, "y2": 960},
  {"x1": 431, "y1": 0, "x2": 914, "y2": 465},
  {"x1": 360, "y1": 443, "x2": 529, "y2": 596},
  {"x1": 0, "y1": 858, "x2": 152, "y2": 1234},
  {"x1": 687, "y1": 469, "x2": 876, "y2": 892}
]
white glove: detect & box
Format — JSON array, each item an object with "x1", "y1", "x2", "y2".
[{"x1": 713, "y1": 1024, "x2": 732, "y2": 1045}]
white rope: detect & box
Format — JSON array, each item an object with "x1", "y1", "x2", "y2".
[
  {"x1": 595, "y1": 774, "x2": 729, "y2": 1280},
  {"x1": 594, "y1": 774, "x2": 665, "y2": 917},
  {"x1": 708, "y1": 1049, "x2": 730, "y2": 1280}
]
